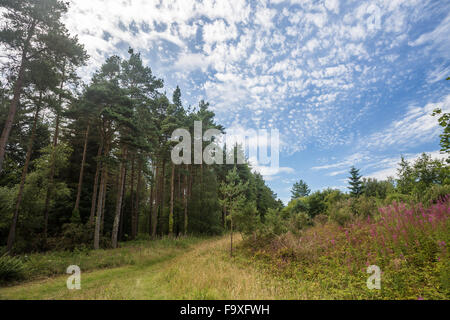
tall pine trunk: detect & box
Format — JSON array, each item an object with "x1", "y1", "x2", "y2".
[
  {"x1": 130, "y1": 155, "x2": 136, "y2": 239},
  {"x1": 151, "y1": 164, "x2": 159, "y2": 238},
  {"x1": 160, "y1": 159, "x2": 166, "y2": 236},
  {"x1": 100, "y1": 171, "x2": 108, "y2": 235},
  {"x1": 148, "y1": 179, "x2": 154, "y2": 236},
  {"x1": 0, "y1": 21, "x2": 36, "y2": 174},
  {"x1": 89, "y1": 141, "x2": 103, "y2": 225},
  {"x1": 230, "y1": 209, "x2": 233, "y2": 258},
  {"x1": 6, "y1": 94, "x2": 41, "y2": 253},
  {"x1": 119, "y1": 166, "x2": 128, "y2": 241},
  {"x1": 169, "y1": 164, "x2": 175, "y2": 237},
  {"x1": 74, "y1": 123, "x2": 90, "y2": 213},
  {"x1": 94, "y1": 141, "x2": 109, "y2": 250},
  {"x1": 43, "y1": 64, "x2": 66, "y2": 239},
  {"x1": 134, "y1": 159, "x2": 142, "y2": 237},
  {"x1": 184, "y1": 165, "x2": 188, "y2": 236},
  {"x1": 112, "y1": 148, "x2": 127, "y2": 248}
]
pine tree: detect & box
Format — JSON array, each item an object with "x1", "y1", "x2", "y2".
[
  {"x1": 220, "y1": 167, "x2": 248, "y2": 257},
  {"x1": 291, "y1": 180, "x2": 311, "y2": 199},
  {"x1": 0, "y1": 0, "x2": 86, "y2": 173},
  {"x1": 348, "y1": 166, "x2": 363, "y2": 197},
  {"x1": 6, "y1": 54, "x2": 61, "y2": 253}
]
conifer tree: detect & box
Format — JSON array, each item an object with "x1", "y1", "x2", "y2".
[
  {"x1": 220, "y1": 167, "x2": 248, "y2": 257},
  {"x1": 0, "y1": 0, "x2": 86, "y2": 173},
  {"x1": 348, "y1": 166, "x2": 363, "y2": 197}
]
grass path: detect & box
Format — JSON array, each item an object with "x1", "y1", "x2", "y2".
[{"x1": 0, "y1": 236, "x2": 312, "y2": 300}]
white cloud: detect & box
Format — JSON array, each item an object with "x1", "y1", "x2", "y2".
[
  {"x1": 312, "y1": 152, "x2": 369, "y2": 171},
  {"x1": 203, "y1": 20, "x2": 238, "y2": 45},
  {"x1": 365, "y1": 151, "x2": 448, "y2": 180},
  {"x1": 426, "y1": 65, "x2": 450, "y2": 84},
  {"x1": 55, "y1": 0, "x2": 449, "y2": 157},
  {"x1": 253, "y1": 166, "x2": 295, "y2": 177},
  {"x1": 410, "y1": 14, "x2": 450, "y2": 59},
  {"x1": 364, "y1": 95, "x2": 450, "y2": 150},
  {"x1": 325, "y1": 0, "x2": 340, "y2": 14}
]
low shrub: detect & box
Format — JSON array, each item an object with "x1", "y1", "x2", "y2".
[
  {"x1": 351, "y1": 196, "x2": 379, "y2": 218},
  {"x1": 328, "y1": 200, "x2": 353, "y2": 226},
  {"x1": 313, "y1": 214, "x2": 329, "y2": 226},
  {"x1": 288, "y1": 212, "x2": 312, "y2": 235},
  {"x1": 0, "y1": 254, "x2": 25, "y2": 283},
  {"x1": 249, "y1": 197, "x2": 450, "y2": 299},
  {"x1": 384, "y1": 193, "x2": 414, "y2": 206},
  {"x1": 421, "y1": 185, "x2": 450, "y2": 205}
]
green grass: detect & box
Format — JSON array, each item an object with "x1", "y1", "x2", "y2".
[
  {"x1": 2, "y1": 232, "x2": 446, "y2": 300},
  {"x1": 0, "y1": 235, "x2": 319, "y2": 300},
  {"x1": 1, "y1": 236, "x2": 205, "y2": 287}
]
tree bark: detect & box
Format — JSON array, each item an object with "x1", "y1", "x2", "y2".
[
  {"x1": 230, "y1": 209, "x2": 233, "y2": 258},
  {"x1": 100, "y1": 171, "x2": 108, "y2": 235},
  {"x1": 134, "y1": 158, "x2": 142, "y2": 237},
  {"x1": 6, "y1": 94, "x2": 41, "y2": 253},
  {"x1": 184, "y1": 165, "x2": 188, "y2": 236},
  {"x1": 148, "y1": 179, "x2": 154, "y2": 236},
  {"x1": 94, "y1": 141, "x2": 109, "y2": 250},
  {"x1": 151, "y1": 164, "x2": 159, "y2": 238},
  {"x1": 130, "y1": 155, "x2": 136, "y2": 239},
  {"x1": 43, "y1": 63, "x2": 66, "y2": 239},
  {"x1": 112, "y1": 148, "x2": 128, "y2": 248},
  {"x1": 89, "y1": 141, "x2": 103, "y2": 225},
  {"x1": 119, "y1": 166, "x2": 127, "y2": 241},
  {"x1": 169, "y1": 164, "x2": 175, "y2": 237},
  {"x1": 74, "y1": 123, "x2": 90, "y2": 213},
  {"x1": 160, "y1": 159, "x2": 166, "y2": 236}
]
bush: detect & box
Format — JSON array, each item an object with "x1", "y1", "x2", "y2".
[
  {"x1": 351, "y1": 196, "x2": 379, "y2": 218},
  {"x1": 330, "y1": 207, "x2": 353, "y2": 226},
  {"x1": 289, "y1": 212, "x2": 312, "y2": 235},
  {"x1": 313, "y1": 214, "x2": 329, "y2": 226},
  {"x1": 45, "y1": 223, "x2": 93, "y2": 252},
  {"x1": 249, "y1": 198, "x2": 450, "y2": 299},
  {"x1": 234, "y1": 203, "x2": 261, "y2": 238},
  {"x1": 328, "y1": 199, "x2": 353, "y2": 226},
  {"x1": 385, "y1": 193, "x2": 413, "y2": 206},
  {"x1": 421, "y1": 185, "x2": 450, "y2": 205},
  {"x1": 257, "y1": 208, "x2": 288, "y2": 241},
  {"x1": 0, "y1": 254, "x2": 25, "y2": 283}
]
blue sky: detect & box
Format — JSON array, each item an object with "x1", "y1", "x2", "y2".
[{"x1": 64, "y1": 0, "x2": 450, "y2": 204}]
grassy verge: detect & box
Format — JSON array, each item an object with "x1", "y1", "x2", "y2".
[
  {"x1": 0, "y1": 236, "x2": 322, "y2": 300},
  {"x1": 1, "y1": 236, "x2": 206, "y2": 287}
]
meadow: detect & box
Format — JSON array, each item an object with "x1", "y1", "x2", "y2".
[{"x1": 242, "y1": 198, "x2": 450, "y2": 300}]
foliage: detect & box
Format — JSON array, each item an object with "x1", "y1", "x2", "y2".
[
  {"x1": 362, "y1": 178, "x2": 395, "y2": 199},
  {"x1": 0, "y1": 254, "x2": 25, "y2": 283},
  {"x1": 291, "y1": 180, "x2": 310, "y2": 200},
  {"x1": 247, "y1": 198, "x2": 450, "y2": 299},
  {"x1": 348, "y1": 166, "x2": 363, "y2": 197},
  {"x1": 234, "y1": 202, "x2": 261, "y2": 239},
  {"x1": 432, "y1": 78, "x2": 450, "y2": 158},
  {"x1": 397, "y1": 154, "x2": 449, "y2": 198}
]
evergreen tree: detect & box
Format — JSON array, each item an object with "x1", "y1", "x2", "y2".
[
  {"x1": 291, "y1": 180, "x2": 311, "y2": 199},
  {"x1": 219, "y1": 167, "x2": 248, "y2": 257},
  {"x1": 348, "y1": 167, "x2": 363, "y2": 197},
  {"x1": 0, "y1": 0, "x2": 87, "y2": 173}
]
